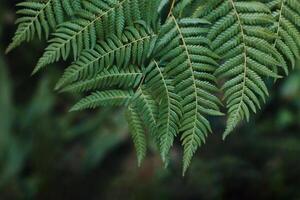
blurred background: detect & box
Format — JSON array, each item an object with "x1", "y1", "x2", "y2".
[{"x1": 0, "y1": 1, "x2": 300, "y2": 200}]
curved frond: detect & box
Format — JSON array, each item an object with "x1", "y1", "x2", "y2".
[
  {"x1": 195, "y1": 0, "x2": 281, "y2": 138},
  {"x1": 6, "y1": 0, "x2": 63, "y2": 53},
  {"x1": 61, "y1": 65, "x2": 143, "y2": 92},
  {"x1": 145, "y1": 60, "x2": 182, "y2": 162},
  {"x1": 126, "y1": 105, "x2": 147, "y2": 166},
  {"x1": 131, "y1": 87, "x2": 158, "y2": 137},
  {"x1": 6, "y1": 0, "x2": 82, "y2": 53},
  {"x1": 70, "y1": 90, "x2": 133, "y2": 111},
  {"x1": 266, "y1": 0, "x2": 300, "y2": 71},
  {"x1": 156, "y1": 14, "x2": 223, "y2": 174}
]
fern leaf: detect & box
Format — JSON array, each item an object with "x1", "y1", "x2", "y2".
[
  {"x1": 156, "y1": 14, "x2": 223, "y2": 174},
  {"x1": 6, "y1": 0, "x2": 83, "y2": 53},
  {"x1": 267, "y1": 0, "x2": 300, "y2": 71},
  {"x1": 131, "y1": 87, "x2": 158, "y2": 137},
  {"x1": 195, "y1": 0, "x2": 281, "y2": 138},
  {"x1": 33, "y1": 0, "x2": 144, "y2": 73},
  {"x1": 6, "y1": 0, "x2": 63, "y2": 53},
  {"x1": 145, "y1": 60, "x2": 182, "y2": 162},
  {"x1": 55, "y1": 24, "x2": 157, "y2": 89},
  {"x1": 126, "y1": 105, "x2": 147, "y2": 166},
  {"x1": 61, "y1": 65, "x2": 143, "y2": 93},
  {"x1": 70, "y1": 90, "x2": 133, "y2": 111}
]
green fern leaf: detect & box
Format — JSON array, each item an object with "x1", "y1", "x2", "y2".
[
  {"x1": 131, "y1": 87, "x2": 158, "y2": 137},
  {"x1": 156, "y1": 13, "x2": 223, "y2": 174},
  {"x1": 61, "y1": 65, "x2": 143, "y2": 93},
  {"x1": 6, "y1": 0, "x2": 82, "y2": 53},
  {"x1": 145, "y1": 60, "x2": 182, "y2": 162},
  {"x1": 195, "y1": 0, "x2": 282, "y2": 138},
  {"x1": 126, "y1": 105, "x2": 147, "y2": 166},
  {"x1": 266, "y1": 0, "x2": 300, "y2": 71},
  {"x1": 33, "y1": 0, "x2": 144, "y2": 73},
  {"x1": 70, "y1": 90, "x2": 133, "y2": 111},
  {"x1": 6, "y1": 0, "x2": 63, "y2": 53},
  {"x1": 55, "y1": 23, "x2": 157, "y2": 89}
]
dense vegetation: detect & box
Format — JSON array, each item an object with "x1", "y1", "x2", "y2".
[{"x1": 6, "y1": 0, "x2": 300, "y2": 175}]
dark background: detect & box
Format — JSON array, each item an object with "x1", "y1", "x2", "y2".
[{"x1": 0, "y1": 1, "x2": 300, "y2": 199}]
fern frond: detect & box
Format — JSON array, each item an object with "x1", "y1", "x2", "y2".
[
  {"x1": 6, "y1": 0, "x2": 82, "y2": 53},
  {"x1": 61, "y1": 65, "x2": 143, "y2": 93},
  {"x1": 70, "y1": 90, "x2": 133, "y2": 111},
  {"x1": 156, "y1": 14, "x2": 223, "y2": 174},
  {"x1": 195, "y1": 0, "x2": 282, "y2": 138},
  {"x1": 33, "y1": 0, "x2": 144, "y2": 73},
  {"x1": 145, "y1": 60, "x2": 182, "y2": 162},
  {"x1": 266, "y1": 0, "x2": 300, "y2": 71},
  {"x1": 6, "y1": 0, "x2": 63, "y2": 53},
  {"x1": 131, "y1": 87, "x2": 158, "y2": 137},
  {"x1": 126, "y1": 105, "x2": 147, "y2": 166},
  {"x1": 55, "y1": 24, "x2": 157, "y2": 89}
]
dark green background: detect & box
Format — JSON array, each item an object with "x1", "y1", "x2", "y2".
[{"x1": 0, "y1": 1, "x2": 300, "y2": 199}]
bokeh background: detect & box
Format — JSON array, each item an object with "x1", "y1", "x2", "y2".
[{"x1": 0, "y1": 1, "x2": 300, "y2": 199}]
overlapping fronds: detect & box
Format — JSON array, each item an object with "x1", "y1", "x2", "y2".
[
  {"x1": 6, "y1": 0, "x2": 81, "y2": 53},
  {"x1": 131, "y1": 87, "x2": 158, "y2": 137},
  {"x1": 55, "y1": 23, "x2": 157, "y2": 89},
  {"x1": 139, "y1": 0, "x2": 162, "y2": 30},
  {"x1": 8, "y1": 0, "x2": 300, "y2": 175},
  {"x1": 266, "y1": 0, "x2": 300, "y2": 70},
  {"x1": 194, "y1": 0, "x2": 285, "y2": 139},
  {"x1": 34, "y1": 0, "x2": 145, "y2": 73},
  {"x1": 145, "y1": 60, "x2": 182, "y2": 162}
]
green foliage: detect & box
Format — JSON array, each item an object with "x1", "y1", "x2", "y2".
[
  {"x1": 7, "y1": 0, "x2": 300, "y2": 174},
  {"x1": 71, "y1": 89, "x2": 133, "y2": 111},
  {"x1": 61, "y1": 65, "x2": 143, "y2": 93},
  {"x1": 55, "y1": 22, "x2": 156, "y2": 89},
  {"x1": 155, "y1": 14, "x2": 223, "y2": 174},
  {"x1": 194, "y1": 0, "x2": 284, "y2": 138},
  {"x1": 6, "y1": 0, "x2": 81, "y2": 53},
  {"x1": 267, "y1": 0, "x2": 300, "y2": 69},
  {"x1": 145, "y1": 60, "x2": 182, "y2": 163},
  {"x1": 126, "y1": 105, "x2": 147, "y2": 166}
]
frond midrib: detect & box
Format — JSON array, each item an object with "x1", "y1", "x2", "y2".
[
  {"x1": 137, "y1": 87, "x2": 157, "y2": 125},
  {"x1": 273, "y1": 0, "x2": 286, "y2": 47},
  {"x1": 74, "y1": 94, "x2": 131, "y2": 110},
  {"x1": 19, "y1": 0, "x2": 52, "y2": 35},
  {"x1": 153, "y1": 60, "x2": 173, "y2": 157},
  {"x1": 225, "y1": 0, "x2": 249, "y2": 135},
  {"x1": 6, "y1": 0, "x2": 52, "y2": 53},
  {"x1": 83, "y1": 35, "x2": 154, "y2": 69},
  {"x1": 64, "y1": 71, "x2": 142, "y2": 92},
  {"x1": 171, "y1": 13, "x2": 199, "y2": 137},
  {"x1": 44, "y1": 0, "x2": 127, "y2": 54},
  {"x1": 64, "y1": 34, "x2": 155, "y2": 82}
]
